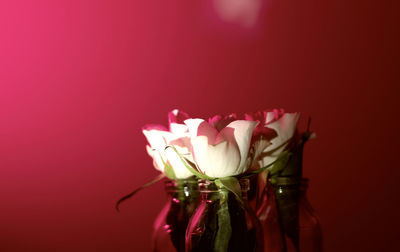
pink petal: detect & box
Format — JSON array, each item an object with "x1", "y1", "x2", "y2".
[
  {"x1": 168, "y1": 109, "x2": 190, "y2": 124},
  {"x1": 244, "y1": 110, "x2": 265, "y2": 123},
  {"x1": 208, "y1": 113, "x2": 237, "y2": 131},
  {"x1": 142, "y1": 124, "x2": 168, "y2": 132}
]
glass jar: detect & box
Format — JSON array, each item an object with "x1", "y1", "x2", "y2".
[
  {"x1": 268, "y1": 178, "x2": 322, "y2": 252},
  {"x1": 256, "y1": 182, "x2": 285, "y2": 252},
  {"x1": 296, "y1": 179, "x2": 322, "y2": 252},
  {"x1": 152, "y1": 179, "x2": 200, "y2": 252},
  {"x1": 185, "y1": 178, "x2": 264, "y2": 252}
]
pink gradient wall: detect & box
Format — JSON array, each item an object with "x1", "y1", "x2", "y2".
[{"x1": 0, "y1": 0, "x2": 399, "y2": 251}]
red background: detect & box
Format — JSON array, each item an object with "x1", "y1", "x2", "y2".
[{"x1": 0, "y1": 0, "x2": 399, "y2": 251}]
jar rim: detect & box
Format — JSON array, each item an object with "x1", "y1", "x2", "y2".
[
  {"x1": 270, "y1": 177, "x2": 309, "y2": 191},
  {"x1": 164, "y1": 179, "x2": 199, "y2": 192},
  {"x1": 197, "y1": 178, "x2": 250, "y2": 192}
]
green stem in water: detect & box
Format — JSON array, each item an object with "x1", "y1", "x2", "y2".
[
  {"x1": 214, "y1": 189, "x2": 231, "y2": 252},
  {"x1": 176, "y1": 179, "x2": 185, "y2": 205}
]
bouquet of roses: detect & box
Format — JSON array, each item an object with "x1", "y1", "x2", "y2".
[{"x1": 117, "y1": 109, "x2": 311, "y2": 252}]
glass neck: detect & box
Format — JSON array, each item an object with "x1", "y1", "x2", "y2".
[
  {"x1": 164, "y1": 179, "x2": 199, "y2": 200},
  {"x1": 271, "y1": 177, "x2": 309, "y2": 197},
  {"x1": 198, "y1": 179, "x2": 250, "y2": 201}
]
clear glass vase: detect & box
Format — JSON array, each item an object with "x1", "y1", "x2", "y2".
[
  {"x1": 263, "y1": 177, "x2": 322, "y2": 252},
  {"x1": 296, "y1": 179, "x2": 322, "y2": 252},
  {"x1": 185, "y1": 178, "x2": 264, "y2": 252},
  {"x1": 256, "y1": 182, "x2": 285, "y2": 252},
  {"x1": 152, "y1": 179, "x2": 200, "y2": 252}
]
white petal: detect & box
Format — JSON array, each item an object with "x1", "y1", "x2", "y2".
[
  {"x1": 169, "y1": 123, "x2": 189, "y2": 135},
  {"x1": 263, "y1": 113, "x2": 300, "y2": 154},
  {"x1": 185, "y1": 119, "x2": 218, "y2": 145},
  {"x1": 146, "y1": 145, "x2": 165, "y2": 173},
  {"x1": 265, "y1": 109, "x2": 285, "y2": 124},
  {"x1": 184, "y1": 119, "x2": 205, "y2": 138},
  {"x1": 252, "y1": 139, "x2": 271, "y2": 163},
  {"x1": 265, "y1": 112, "x2": 276, "y2": 124},
  {"x1": 142, "y1": 129, "x2": 169, "y2": 150},
  {"x1": 191, "y1": 136, "x2": 241, "y2": 178},
  {"x1": 164, "y1": 147, "x2": 194, "y2": 179},
  {"x1": 259, "y1": 150, "x2": 281, "y2": 168},
  {"x1": 222, "y1": 120, "x2": 258, "y2": 174}
]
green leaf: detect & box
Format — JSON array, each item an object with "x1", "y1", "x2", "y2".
[
  {"x1": 156, "y1": 150, "x2": 176, "y2": 180},
  {"x1": 115, "y1": 173, "x2": 165, "y2": 211},
  {"x1": 242, "y1": 161, "x2": 275, "y2": 178},
  {"x1": 242, "y1": 151, "x2": 292, "y2": 178},
  {"x1": 269, "y1": 151, "x2": 292, "y2": 177},
  {"x1": 215, "y1": 177, "x2": 242, "y2": 203},
  {"x1": 214, "y1": 190, "x2": 231, "y2": 252},
  {"x1": 166, "y1": 146, "x2": 213, "y2": 180},
  {"x1": 164, "y1": 162, "x2": 176, "y2": 180}
]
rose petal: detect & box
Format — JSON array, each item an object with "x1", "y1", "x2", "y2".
[
  {"x1": 222, "y1": 120, "x2": 258, "y2": 174},
  {"x1": 263, "y1": 113, "x2": 300, "y2": 154},
  {"x1": 142, "y1": 129, "x2": 169, "y2": 151},
  {"x1": 169, "y1": 123, "x2": 189, "y2": 135},
  {"x1": 146, "y1": 145, "x2": 165, "y2": 173},
  {"x1": 265, "y1": 109, "x2": 285, "y2": 124},
  {"x1": 190, "y1": 136, "x2": 241, "y2": 177},
  {"x1": 208, "y1": 113, "x2": 237, "y2": 131},
  {"x1": 164, "y1": 146, "x2": 194, "y2": 179},
  {"x1": 168, "y1": 109, "x2": 190, "y2": 124},
  {"x1": 185, "y1": 119, "x2": 219, "y2": 145},
  {"x1": 252, "y1": 139, "x2": 271, "y2": 164},
  {"x1": 142, "y1": 124, "x2": 168, "y2": 132}
]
